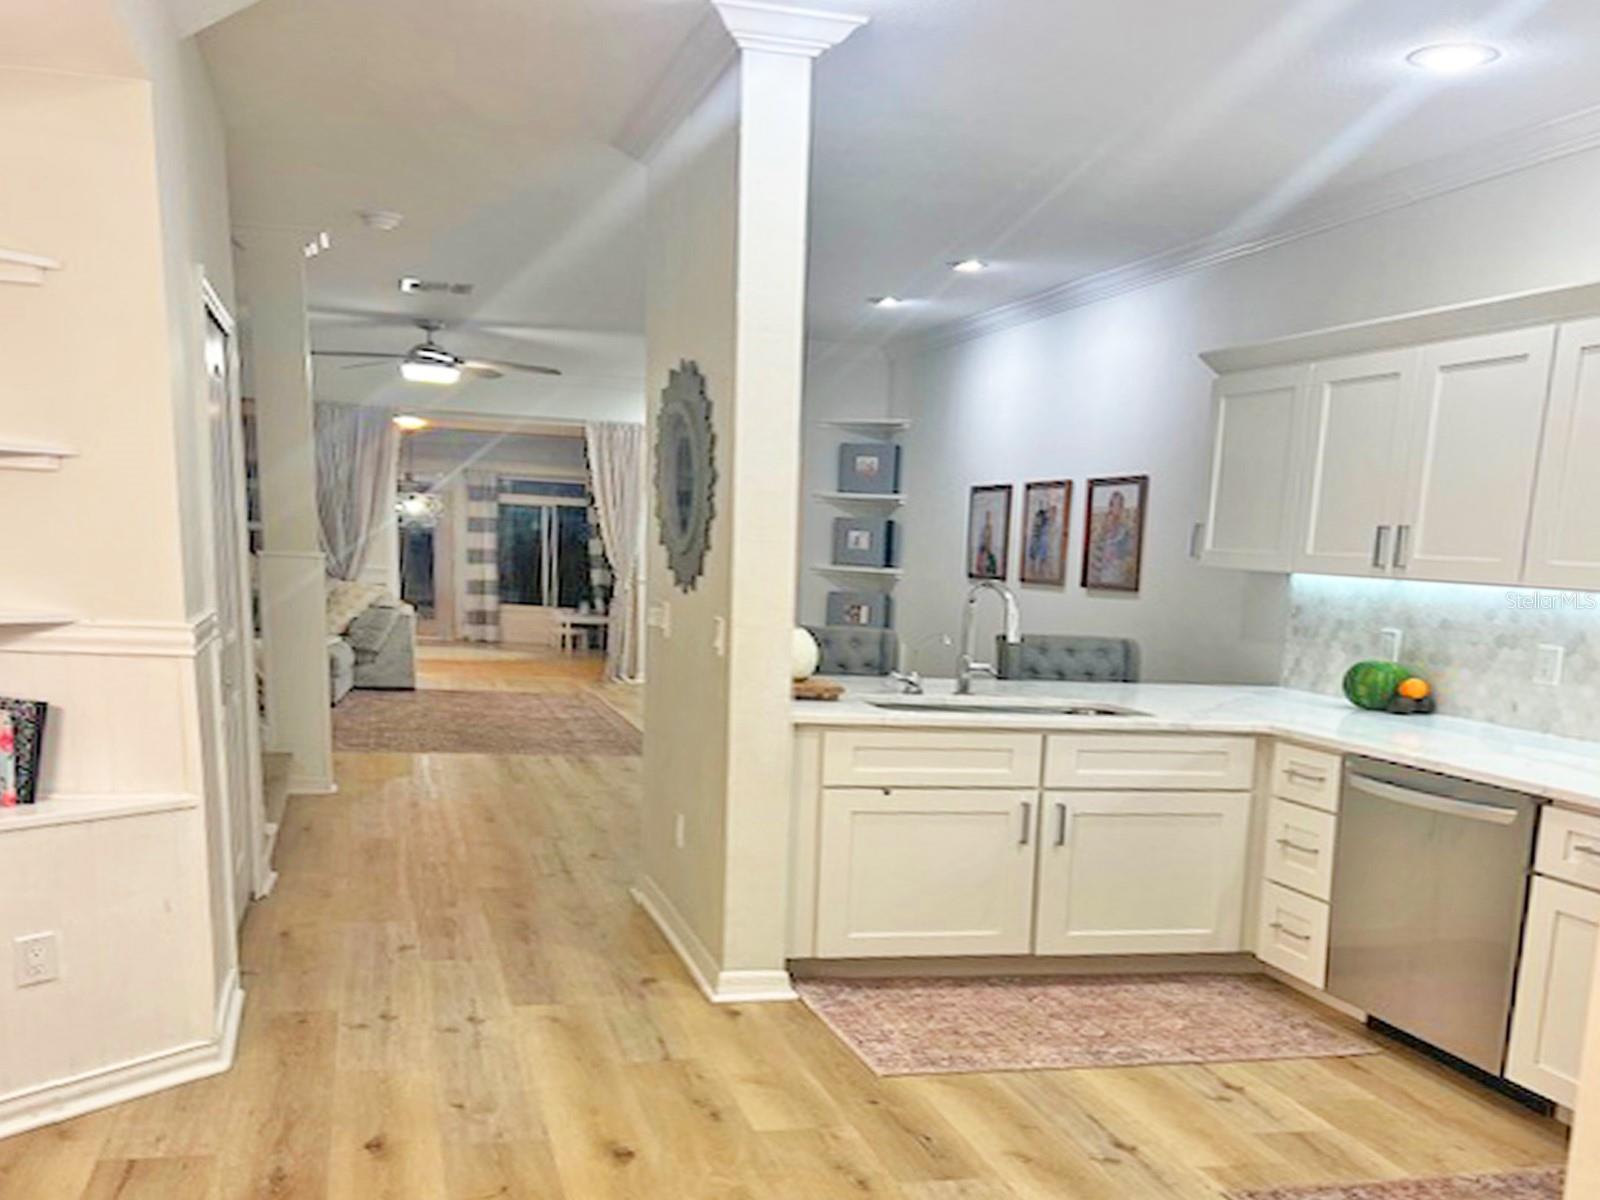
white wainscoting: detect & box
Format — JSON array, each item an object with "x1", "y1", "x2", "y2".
[{"x1": 0, "y1": 617, "x2": 241, "y2": 1136}]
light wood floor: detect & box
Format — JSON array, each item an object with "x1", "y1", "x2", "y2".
[{"x1": 0, "y1": 661, "x2": 1568, "y2": 1198}]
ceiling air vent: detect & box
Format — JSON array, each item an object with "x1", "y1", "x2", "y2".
[{"x1": 398, "y1": 276, "x2": 475, "y2": 296}]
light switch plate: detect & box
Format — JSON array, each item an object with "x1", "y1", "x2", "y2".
[
  {"x1": 1536, "y1": 644, "x2": 1565, "y2": 687},
  {"x1": 1380, "y1": 627, "x2": 1404, "y2": 662},
  {"x1": 14, "y1": 932, "x2": 59, "y2": 988}
]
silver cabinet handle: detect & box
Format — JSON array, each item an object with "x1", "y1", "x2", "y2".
[
  {"x1": 1054, "y1": 801, "x2": 1068, "y2": 847},
  {"x1": 1372, "y1": 525, "x2": 1391, "y2": 569},
  {"x1": 1019, "y1": 801, "x2": 1032, "y2": 846},
  {"x1": 1275, "y1": 838, "x2": 1320, "y2": 855},
  {"x1": 1269, "y1": 922, "x2": 1311, "y2": 942},
  {"x1": 1393, "y1": 524, "x2": 1410, "y2": 569},
  {"x1": 1285, "y1": 767, "x2": 1326, "y2": 785},
  {"x1": 1572, "y1": 843, "x2": 1600, "y2": 859}
]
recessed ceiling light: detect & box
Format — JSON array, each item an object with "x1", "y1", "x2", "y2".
[
  {"x1": 393, "y1": 414, "x2": 430, "y2": 432},
  {"x1": 870, "y1": 296, "x2": 905, "y2": 309},
  {"x1": 950, "y1": 259, "x2": 987, "y2": 274},
  {"x1": 1406, "y1": 42, "x2": 1500, "y2": 74},
  {"x1": 360, "y1": 209, "x2": 404, "y2": 232}
]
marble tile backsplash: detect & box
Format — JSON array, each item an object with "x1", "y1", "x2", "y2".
[{"x1": 1282, "y1": 575, "x2": 1600, "y2": 741}]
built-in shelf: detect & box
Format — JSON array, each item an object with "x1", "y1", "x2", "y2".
[
  {"x1": 0, "y1": 440, "x2": 77, "y2": 472},
  {"x1": 812, "y1": 563, "x2": 903, "y2": 578},
  {"x1": 0, "y1": 248, "x2": 62, "y2": 286},
  {"x1": 813, "y1": 491, "x2": 905, "y2": 505},
  {"x1": 821, "y1": 418, "x2": 911, "y2": 432},
  {"x1": 0, "y1": 794, "x2": 198, "y2": 834},
  {"x1": 0, "y1": 611, "x2": 75, "y2": 627}
]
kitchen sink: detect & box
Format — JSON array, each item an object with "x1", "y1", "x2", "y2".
[{"x1": 862, "y1": 695, "x2": 1150, "y2": 717}]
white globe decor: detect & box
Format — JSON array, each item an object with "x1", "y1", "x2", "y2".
[{"x1": 791, "y1": 627, "x2": 821, "y2": 681}]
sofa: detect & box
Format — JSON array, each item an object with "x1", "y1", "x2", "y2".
[{"x1": 327, "y1": 581, "x2": 417, "y2": 704}]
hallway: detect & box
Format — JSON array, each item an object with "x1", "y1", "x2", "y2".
[{"x1": 0, "y1": 655, "x2": 1570, "y2": 1198}]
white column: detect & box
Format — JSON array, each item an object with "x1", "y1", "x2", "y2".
[
  {"x1": 236, "y1": 228, "x2": 335, "y2": 794},
  {"x1": 714, "y1": 1, "x2": 866, "y2": 981}
]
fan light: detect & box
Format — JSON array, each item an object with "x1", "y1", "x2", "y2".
[
  {"x1": 950, "y1": 259, "x2": 987, "y2": 274},
  {"x1": 392, "y1": 414, "x2": 429, "y2": 432},
  {"x1": 400, "y1": 359, "x2": 461, "y2": 385},
  {"x1": 1406, "y1": 42, "x2": 1500, "y2": 74},
  {"x1": 870, "y1": 296, "x2": 905, "y2": 309}
]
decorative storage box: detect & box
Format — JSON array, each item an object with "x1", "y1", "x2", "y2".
[
  {"x1": 827, "y1": 590, "x2": 894, "y2": 628},
  {"x1": 837, "y1": 442, "x2": 901, "y2": 494},
  {"x1": 832, "y1": 517, "x2": 898, "y2": 567}
]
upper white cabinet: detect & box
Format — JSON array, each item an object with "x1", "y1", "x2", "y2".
[
  {"x1": 1526, "y1": 316, "x2": 1600, "y2": 590},
  {"x1": 1397, "y1": 328, "x2": 1555, "y2": 584},
  {"x1": 1295, "y1": 349, "x2": 1417, "y2": 577},
  {"x1": 1199, "y1": 365, "x2": 1309, "y2": 571}
]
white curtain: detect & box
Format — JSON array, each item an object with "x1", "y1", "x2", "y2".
[
  {"x1": 314, "y1": 403, "x2": 397, "y2": 581},
  {"x1": 585, "y1": 421, "x2": 645, "y2": 682}
]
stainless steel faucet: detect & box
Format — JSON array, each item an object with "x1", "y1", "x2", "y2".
[{"x1": 956, "y1": 581, "x2": 1021, "y2": 694}]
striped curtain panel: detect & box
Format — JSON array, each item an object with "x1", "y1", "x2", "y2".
[{"x1": 461, "y1": 469, "x2": 501, "y2": 643}]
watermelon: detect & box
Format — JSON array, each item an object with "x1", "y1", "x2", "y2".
[{"x1": 1342, "y1": 660, "x2": 1414, "y2": 711}]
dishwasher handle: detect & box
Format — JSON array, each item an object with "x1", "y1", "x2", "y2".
[{"x1": 1347, "y1": 774, "x2": 1521, "y2": 826}]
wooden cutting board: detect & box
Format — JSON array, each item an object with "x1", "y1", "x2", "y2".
[{"x1": 793, "y1": 678, "x2": 844, "y2": 702}]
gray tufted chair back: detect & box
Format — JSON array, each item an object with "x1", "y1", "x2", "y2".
[
  {"x1": 806, "y1": 626, "x2": 900, "y2": 676},
  {"x1": 995, "y1": 634, "x2": 1140, "y2": 682}
]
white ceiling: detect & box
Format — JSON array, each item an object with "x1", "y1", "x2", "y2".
[{"x1": 202, "y1": 0, "x2": 1600, "y2": 376}]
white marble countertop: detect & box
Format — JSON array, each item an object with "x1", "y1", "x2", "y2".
[{"x1": 793, "y1": 679, "x2": 1600, "y2": 813}]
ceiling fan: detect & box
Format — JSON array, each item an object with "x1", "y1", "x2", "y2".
[{"x1": 311, "y1": 319, "x2": 561, "y2": 384}]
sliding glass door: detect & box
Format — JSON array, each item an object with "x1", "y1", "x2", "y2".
[{"x1": 497, "y1": 487, "x2": 594, "y2": 611}]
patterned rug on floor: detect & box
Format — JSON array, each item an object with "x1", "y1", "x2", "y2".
[
  {"x1": 332, "y1": 688, "x2": 641, "y2": 755},
  {"x1": 1227, "y1": 1168, "x2": 1565, "y2": 1200},
  {"x1": 794, "y1": 973, "x2": 1380, "y2": 1076}
]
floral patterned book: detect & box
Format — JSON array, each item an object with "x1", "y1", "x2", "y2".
[{"x1": 0, "y1": 698, "x2": 48, "y2": 806}]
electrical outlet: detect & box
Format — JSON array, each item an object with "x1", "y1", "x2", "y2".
[
  {"x1": 13, "y1": 933, "x2": 59, "y2": 988},
  {"x1": 1380, "y1": 628, "x2": 1404, "y2": 662},
  {"x1": 1536, "y1": 644, "x2": 1565, "y2": 687},
  {"x1": 674, "y1": 813, "x2": 687, "y2": 850}
]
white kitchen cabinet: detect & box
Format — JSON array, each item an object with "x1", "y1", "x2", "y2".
[
  {"x1": 822, "y1": 729, "x2": 1042, "y2": 790},
  {"x1": 1256, "y1": 880, "x2": 1331, "y2": 989},
  {"x1": 1199, "y1": 365, "x2": 1309, "y2": 571},
  {"x1": 815, "y1": 787, "x2": 1039, "y2": 958},
  {"x1": 1044, "y1": 734, "x2": 1255, "y2": 792},
  {"x1": 1507, "y1": 875, "x2": 1600, "y2": 1109},
  {"x1": 1263, "y1": 797, "x2": 1337, "y2": 903},
  {"x1": 1396, "y1": 328, "x2": 1555, "y2": 584},
  {"x1": 1295, "y1": 348, "x2": 1417, "y2": 577},
  {"x1": 1526, "y1": 316, "x2": 1600, "y2": 590},
  {"x1": 1034, "y1": 791, "x2": 1249, "y2": 955}
]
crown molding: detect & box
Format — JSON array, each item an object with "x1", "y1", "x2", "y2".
[
  {"x1": 712, "y1": 2, "x2": 868, "y2": 58},
  {"x1": 613, "y1": 12, "x2": 737, "y2": 163},
  {"x1": 899, "y1": 101, "x2": 1600, "y2": 359}
]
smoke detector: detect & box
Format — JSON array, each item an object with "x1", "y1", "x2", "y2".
[
  {"x1": 360, "y1": 209, "x2": 404, "y2": 232},
  {"x1": 398, "y1": 276, "x2": 475, "y2": 296}
]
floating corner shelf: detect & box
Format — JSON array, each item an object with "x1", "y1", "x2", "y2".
[
  {"x1": 813, "y1": 491, "x2": 905, "y2": 505},
  {"x1": 821, "y1": 417, "x2": 911, "y2": 432},
  {"x1": 812, "y1": 563, "x2": 903, "y2": 579},
  {"x1": 0, "y1": 248, "x2": 63, "y2": 286},
  {"x1": 0, "y1": 441, "x2": 77, "y2": 472}
]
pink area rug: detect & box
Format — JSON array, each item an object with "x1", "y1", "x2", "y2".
[
  {"x1": 1228, "y1": 1168, "x2": 1565, "y2": 1200},
  {"x1": 795, "y1": 973, "x2": 1379, "y2": 1076},
  {"x1": 332, "y1": 688, "x2": 641, "y2": 756}
]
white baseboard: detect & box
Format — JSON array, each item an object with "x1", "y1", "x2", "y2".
[
  {"x1": 0, "y1": 972, "x2": 245, "y2": 1140},
  {"x1": 631, "y1": 876, "x2": 796, "y2": 1004}
]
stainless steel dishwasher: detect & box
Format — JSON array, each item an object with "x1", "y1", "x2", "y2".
[{"x1": 1328, "y1": 757, "x2": 1539, "y2": 1075}]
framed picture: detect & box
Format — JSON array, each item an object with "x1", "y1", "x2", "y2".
[
  {"x1": 832, "y1": 516, "x2": 897, "y2": 567},
  {"x1": 966, "y1": 484, "x2": 1013, "y2": 580},
  {"x1": 1020, "y1": 479, "x2": 1072, "y2": 586},
  {"x1": 0, "y1": 698, "x2": 49, "y2": 807},
  {"x1": 837, "y1": 442, "x2": 901, "y2": 495},
  {"x1": 1082, "y1": 475, "x2": 1148, "y2": 591},
  {"x1": 826, "y1": 590, "x2": 893, "y2": 628}
]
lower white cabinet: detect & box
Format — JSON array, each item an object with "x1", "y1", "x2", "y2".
[
  {"x1": 1507, "y1": 875, "x2": 1600, "y2": 1108},
  {"x1": 815, "y1": 787, "x2": 1038, "y2": 958},
  {"x1": 1034, "y1": 791, "x2": 1250, "y2": 955},
  {"x1": 1256, "y1": 880, "x2": 1331, "y2": 990}
]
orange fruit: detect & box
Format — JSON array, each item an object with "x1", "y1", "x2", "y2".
[{"x1": 1397, "y1": 677, "x2": 1431, "y2": 701}]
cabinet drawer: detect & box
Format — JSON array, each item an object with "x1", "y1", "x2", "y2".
[
  {"x1": 822, "y1": 730, "x2": 1042, "y2": 789},
  {"x1": 1536, "y1": 806, "x2": 1600, "y2": 891},
  {"x1": 1044, "y1": 734, "x2": 1254, "y2": 791},
  {"x1": 1263, "y1": 798, "x2": 1338, "y2": 902},
  {"x1": 1270, "y1": 742, "x2": 1341, "y2": 812},
  {"x1": 1507, "y1": 875, "x2": 1600, "y2": 1108},
  {"x1": 1256, "y1": 881, "x2": 1330, "y2": 990}
]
